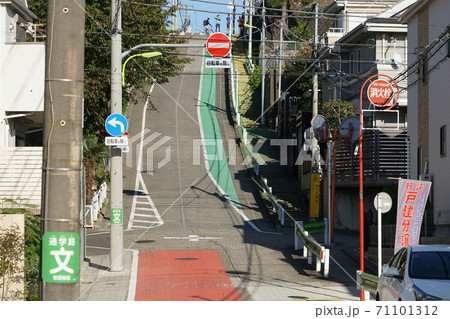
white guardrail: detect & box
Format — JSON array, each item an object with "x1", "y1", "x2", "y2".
[
  {"x1": 229, "y1": 52, "x2": 331, "y2": 278},
  {"x1": 294, "y1": 220, "x2": 330, "y2": 278},
  {"x1": 84, "y1": 182, "x2": 107, "y2": 228}
]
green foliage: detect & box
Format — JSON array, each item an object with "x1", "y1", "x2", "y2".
[
  {"x1": 83, "y1": 136, "x2": 110, "y2": 203},
  {"x1": 282, "y1": 3, "x2": 315, "y2": 100},
  {"x1": 28, "y1": 0, "x2": 192, "y2": 137},
  {"x1": 0, "y1": 224, "x2": 24, "y2": 300},
  {"x1": 248, "y1": 64, "x2": 262, "y2": 91},
  {"x1": 1, "y1": 199, "x2": 40, "y2": 300},
  {"x1": 320, "y1": 100, "x2": 356, "y2": 131},
  {"x1": 266, "y1": 0, "x2": 287, "y2": 8}
]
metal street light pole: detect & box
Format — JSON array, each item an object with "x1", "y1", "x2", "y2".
[
  {"x1": 121, "y1": 43, "x2": 204, "y2": 60},
  {"x1": 121, "y1": 52, "x2": 162, "y2": 86},
  {"x1": 243, "y1": 21, "x2": 265, "y2": 125},
  {"x1": 261, "y1": 0, "x2": 266, "y2": 125}
]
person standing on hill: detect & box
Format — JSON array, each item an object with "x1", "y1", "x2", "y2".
[
  {"x1": 238, "y1": 16, "x2": 244, "y2": 37},
  {"x1": 226, "y1": 14, "x2": 231, "y2": 33},
  {"x1": 215, "y1": 15, "x2": 221, "y2": 32}
]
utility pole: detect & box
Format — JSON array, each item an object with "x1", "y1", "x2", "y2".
[
  {"x1": 248, "y1": 1, "x2": 253, "y2": 62},
  {"x1": 277, "y1": 7, "x2": 285, "y2": 116},
  {"x1": 261, "y1": 0, "x2": 266, "y2": 125},
  {"x1": 171, "y1": 0, "x2": 178, "y2": 31},
  {"x1": 312, "y1": 2, "x2": 319, "y2": 117},
  {"x1": 110, "y1": 0, "x2": 124, "y2": 272},
  {"x1": 41, "y1": 0, "x2": 85, "y2": 300}
]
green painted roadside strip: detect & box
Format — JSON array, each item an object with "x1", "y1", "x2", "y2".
[{"x1": 199, "y1": 58, "x2": 241, "y2": 210}]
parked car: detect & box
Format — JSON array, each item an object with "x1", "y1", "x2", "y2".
[{"x1": 376, "y1": 245, "x2": 450, "y2": 301}]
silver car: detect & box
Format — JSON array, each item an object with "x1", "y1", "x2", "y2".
[{"x1": 376, "y1": 245, "x2": 450, "y2": 301}]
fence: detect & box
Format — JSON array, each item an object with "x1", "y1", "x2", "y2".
[
  {"x1": 84, "y1": 182, "x2": 107, "y2": 228},
  {"x1": 356, "y1": 270, "x2": 379, "y2": 300},
  {"x1": 335, "y1": 131, "x2": 409, "y2": 183},
  {"x1": 294, "y1": 221, "x2": 330, "y2": 278}
]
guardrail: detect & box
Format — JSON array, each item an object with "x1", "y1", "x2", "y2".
[
  {"x1": 294, "y1": 221, "x2": 330, "y2": 278},
  {"x1": 252, "y1": 174, "x2": 288, "y2": 226},
  {"x1": 84, "y1": 182, "x2": 107, "y2": 228},
  {"x1": 356, "y1": 270, "x2": 379, "y2": 296}
]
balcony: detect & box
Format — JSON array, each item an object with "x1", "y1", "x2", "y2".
[{"x1": 335, "y1": 130, "x2": 409, "y2": 186}]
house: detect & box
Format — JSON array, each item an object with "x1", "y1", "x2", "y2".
[
  {"x1": 400, "y1": 0, "x2": 450, "y2": 238},
  {"x1": 0, "y1": 1, "x2": 44, "y2": 209},
  {"x1": 322, "y1": 0, "x2": 402, "y2": 47},
  {"x1": 315, "y1": 0, "x2": 414, "y2": 232}
]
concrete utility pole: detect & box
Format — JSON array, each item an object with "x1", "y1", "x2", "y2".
[
  {"x1": 312, "y1": 2, "x2": 319, "y2": 117},
  {"x1": 248, "y1": 1, "x2": 253, "y2": 62},
  {"x1": 261, "y1": 0, "x2": 266, "y2": 125},
  {"x1": 41, "y1": 0, "x2": 85, "y2": 300},
  {"x1": 110, "y1": 0, "x2": 124, "y2": 272}
]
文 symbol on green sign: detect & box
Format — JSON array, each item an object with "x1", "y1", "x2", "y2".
[
  {"x1": 111, "y1": 208, "x2": 123, "y2": 224},
  {"x1": 42, "y1": 232, "x2": 79, "y2": 283}
]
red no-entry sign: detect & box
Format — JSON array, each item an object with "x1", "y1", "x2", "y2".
[
  {"x1": 367, "y1": 79, "x2": 395, "y2": 107},
  {"x1": 206, "y1": 33, "x2": 231, "y2": 58}
]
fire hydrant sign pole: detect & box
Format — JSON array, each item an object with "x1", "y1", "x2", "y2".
[{"x1": 358, "y1": 74, "x2": 398, "y2": 300}]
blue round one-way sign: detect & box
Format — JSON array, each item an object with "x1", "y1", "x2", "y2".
[{"x1": 105, "y1": 113, "x2": 128, "y2": 136}]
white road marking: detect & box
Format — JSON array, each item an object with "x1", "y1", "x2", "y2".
[{"x1": 127, "y1": 83, "x2": 163, "y2": 230}]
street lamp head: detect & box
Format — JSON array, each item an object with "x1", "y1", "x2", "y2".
[{"x1": 140, "y1": 52, "x2": 162, "y2": 59}]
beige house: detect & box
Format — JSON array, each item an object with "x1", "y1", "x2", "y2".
[
  {"x1": 313, "y1": 0, "x2": 413, "y2": 231},
  {"x1": 0, "y1": 1, "x2": 44, "y2": 208},
  {"x1": 401, "y1": 0, "x2": 450, "y2": 238}
]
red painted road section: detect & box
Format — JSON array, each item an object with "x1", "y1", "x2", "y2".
[{"x1": 135, "y1": 251, "x2": 243, "y2": 301}]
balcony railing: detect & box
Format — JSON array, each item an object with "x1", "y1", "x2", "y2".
[{"x1": 335, "y1": 130, "x2": 409, "y2": 185}]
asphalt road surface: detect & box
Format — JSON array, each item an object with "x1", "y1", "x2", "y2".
[{"x1": 86, "y1": 37, "x2": 362, "y2": 301}]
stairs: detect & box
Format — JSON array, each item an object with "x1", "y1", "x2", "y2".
[
  {"x1": 0, "y1": 147, "x2": 42, "y2": 210},
  {"x1": 231, "y1": 38, "x2": 310, "y2": 227}
]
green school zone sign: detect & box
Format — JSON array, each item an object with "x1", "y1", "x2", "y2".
[{"x1": 42, "y1": 232, "x2": 80, "y2": 283}]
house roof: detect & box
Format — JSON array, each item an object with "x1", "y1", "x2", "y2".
[
  {"x1": 399, "y1": 0, "x2": 432, "y2": 22},
  {"x1": 323, "y1": 0, "x2": 401, "y2": 14},
  {"x1": 0, "y1": 0, "x2": 37, "y2": 21},
  {"x1": 377, "y1": 0, "x2": 418, "y2": 19}
]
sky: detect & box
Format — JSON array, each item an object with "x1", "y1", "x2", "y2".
[{"x1": 176, "y1": 0, "x2": 245, "y2": 33}]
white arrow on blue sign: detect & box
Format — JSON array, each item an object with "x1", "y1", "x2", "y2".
[{"x1": 105, "y1": 113, "x2": 128, "y2": 136}]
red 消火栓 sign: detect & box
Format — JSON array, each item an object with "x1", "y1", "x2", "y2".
[
  {"x1": 367, "y1": 79, "x2": 395, "y2": 107},
  {"x1": 206, "y1": 33, "x2": 231, "y2": 58}
]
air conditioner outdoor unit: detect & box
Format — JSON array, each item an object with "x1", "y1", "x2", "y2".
[{"x1": 419, "y1": 173, "x2": 433, "y2": 181}]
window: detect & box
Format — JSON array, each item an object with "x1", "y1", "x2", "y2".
[
  {"x1": 440, "y1": 125, "x2": 446, "y2": 157},
  {"x1": 357, "y1": 49, "x2": 361, "y2": 73},
  {"x1": 328, "y1": 85, "x2": 336, "y2": 100},
  {"x1": 349, "y1": 53, "x2": 354, "y2": 74}
]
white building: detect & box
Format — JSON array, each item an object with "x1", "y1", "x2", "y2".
[
  {"x1": 0, "y1": 0, "x2": 44, "y2": 208},
  {"x1": 401, "y1": 0, "x2": 450, "y2": 237}
]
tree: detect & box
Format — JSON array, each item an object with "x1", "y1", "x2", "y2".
[
  {"x1": 320, "y1": 100, "x2": 356, "y2": 131},
  {"x1": 28, "y1": 0, "x2": 191, "y2": 137},
  {"x1": 83, "y1": 137, "x2": 110, "y2": 205},
  {"x1": 281, "y1": 0, "x2": 315, "y2": 111},
  {"x1": 1, "y1": 199, "x2": 41, "y2": 300},
  {"x1": 0, "y1": 224, "x2": 24, "y2": 301}
]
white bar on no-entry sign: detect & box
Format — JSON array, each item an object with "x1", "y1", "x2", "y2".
[{"x1": 207, "y1": 43, "x2": 230, "y2": 49}]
